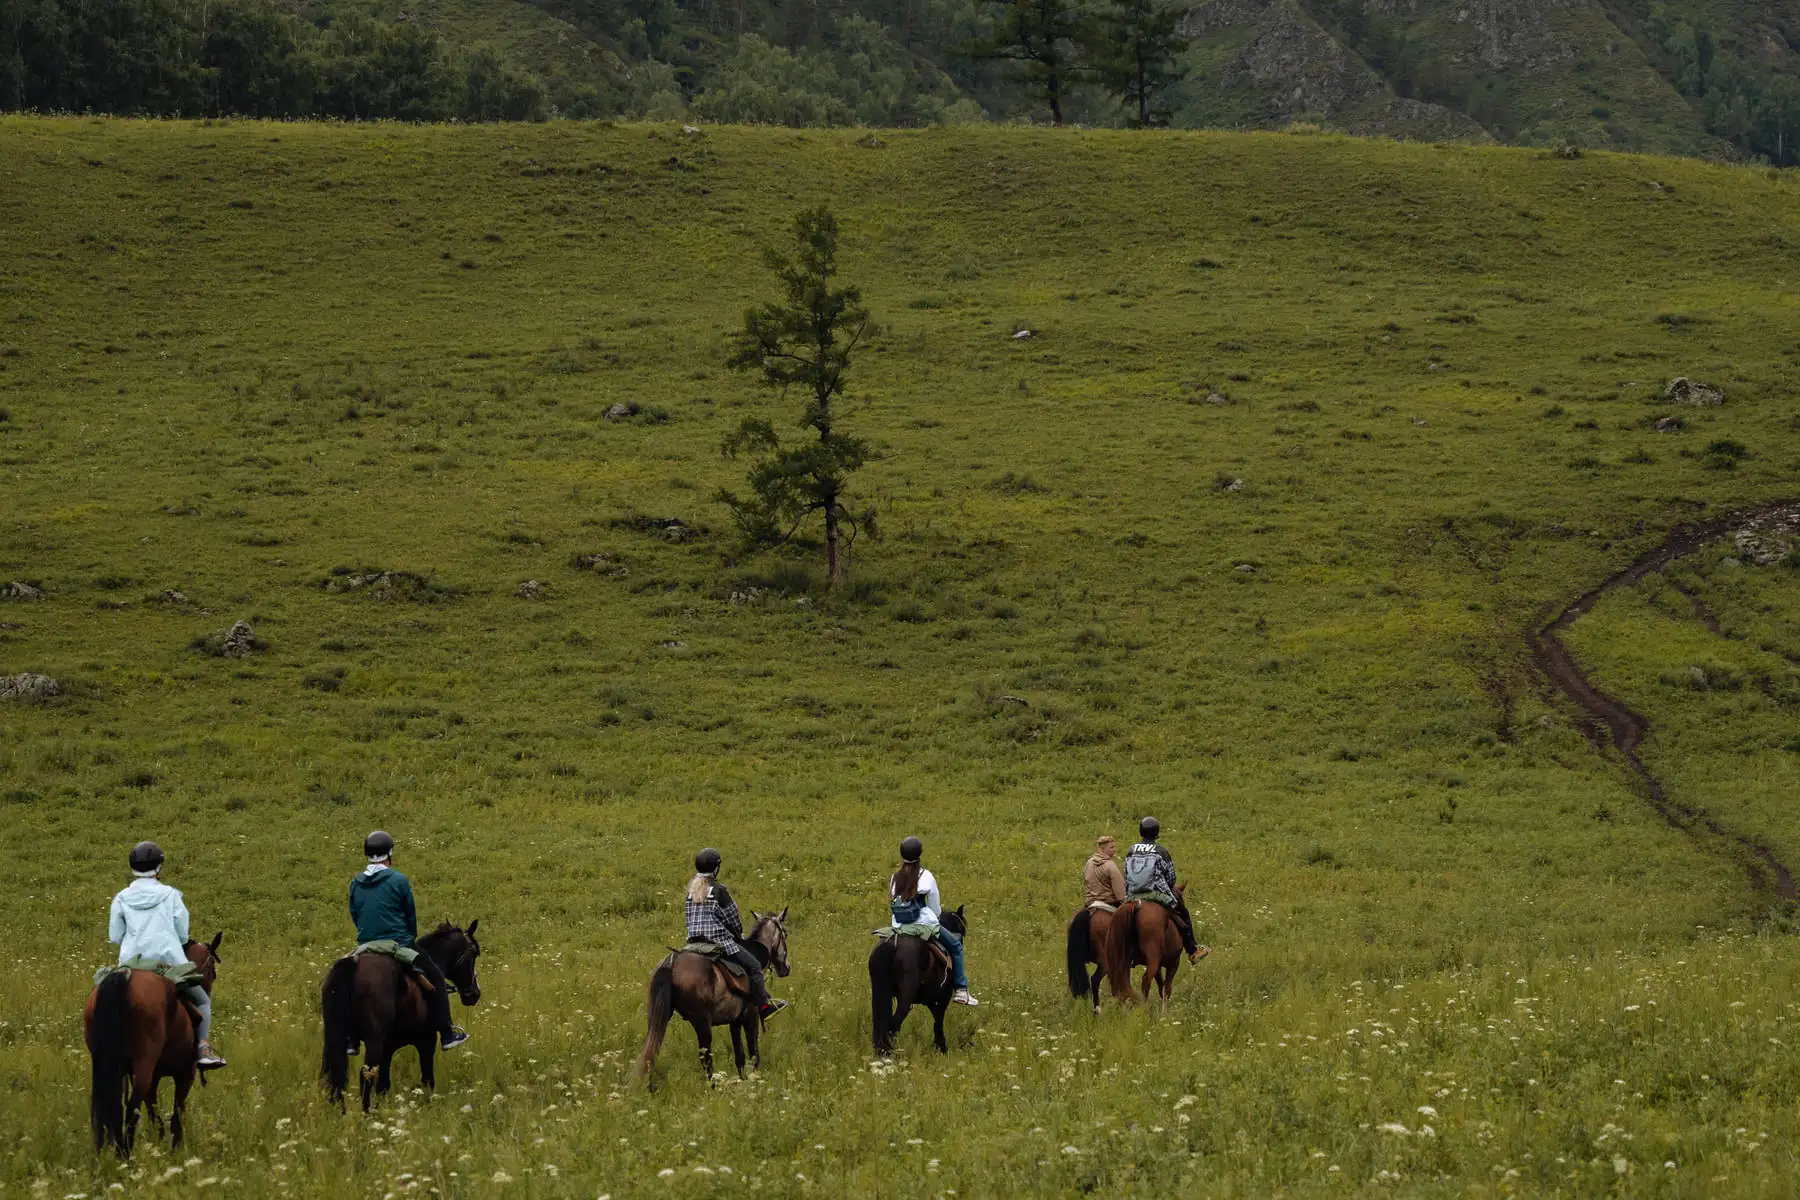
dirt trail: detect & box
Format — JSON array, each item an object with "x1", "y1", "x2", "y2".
[{"x1": 1529, "y1": 500, "x2": 1800, "y2": 906}]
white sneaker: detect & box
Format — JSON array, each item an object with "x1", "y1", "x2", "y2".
[{"x1": 951, "y1": 988, "x2": 979, "y2": 1007}]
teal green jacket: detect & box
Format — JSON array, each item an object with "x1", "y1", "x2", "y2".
[{"x1": 349, "y1": 866, "x2": 418, "y2": 948}]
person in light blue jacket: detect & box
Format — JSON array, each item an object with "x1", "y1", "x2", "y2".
[{"x1": 108, "y1": 842, "x2": 225, "y2": 1069}]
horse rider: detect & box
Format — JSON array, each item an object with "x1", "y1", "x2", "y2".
[
  {"x1": 1084, "y1": 834, "x2": 1126, "y2": 910},
  {"x1": 891, "y1": 837, "x2": 978, "y2": 1007},
  {"x1": 108, "y1": 841, "x2": 226, "y2": 1070},
  {"x1": 686, "y1": 848, "x2": 787, "y2": 1020},
  {"x1": 349, "y1": 830, "x2": 469, "y2": 1050},
  {"x1": 1122, "y1": 817, "x2": 1206, "y2": 964}
]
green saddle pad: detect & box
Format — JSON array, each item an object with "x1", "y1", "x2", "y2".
[
  {"x1": 93, "y1": 957, "x2": 203, "y2": 989},
  {"x1": 873, "y1": 923, "x2": 940, "y2": 943},
  {"x1": 1125, "y1": 891, "x2": 1174, "y2": 908},
  {"x1": 353, "y1": 940, "x2": 421, "y2": 967}
]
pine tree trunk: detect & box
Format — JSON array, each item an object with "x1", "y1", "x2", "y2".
[{"x1": 824, "y1": 498, "x2": 842, "y2": 588}]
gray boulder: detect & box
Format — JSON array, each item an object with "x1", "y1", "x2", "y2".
[
  {"x1": 1663, "y1": 378, "x2": 1724, "y2": 406},
  {"x1": 0, "y1": 673, "x2": 60, "y2": 700}
]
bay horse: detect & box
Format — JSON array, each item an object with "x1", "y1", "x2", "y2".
[
  {"x1": 869, "y1": 906, "x2": 967, "y2": 1055},
  {"x1": 320, "y1": 921, "x2": 481, "y2": 1111},
  {"x1": 634, "y1": 910, "x2": 789, "y2": 1087},
  {"x1": 85, "y1": 932, "x2": 223, "y2": 1157},
  {"x1": 1102, "y1": 884, "x2": 1188, "y2": 1013},
  {"x1": 1065, "y1": 905, "x2": 1116, "y2": 1013}
]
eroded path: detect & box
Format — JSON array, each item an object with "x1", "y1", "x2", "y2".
[{"x1": 1529, "y1": 500, "x2": 1800, "y2": 907}]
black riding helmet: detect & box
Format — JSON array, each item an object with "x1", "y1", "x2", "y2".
[
  {"x1": 129, "y1": 841, "x2": 164, "y2": 874},
  {"x1": 1139, "y1": 816, "x2": 1160, "y2": 841},
  {"x1": 695, "y1": 847, "x2": 722, "y2": 874},
  {"x1": 364, "y1": 829, "x2": 395, "y2": 860},
  {"x1": 899, "y1": 836, "x2": 923, "y2": 863}
]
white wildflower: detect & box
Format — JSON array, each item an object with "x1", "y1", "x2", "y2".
[
  {"x1": 490, "y1": 1172, "x2": 512, "y2": 1185},
  {"x1": 1416, "y1": 1105, "x2": 1438, "y2": 1118},
  {"x1": 1377, "y1": 1123, "x2": 1410, "y2": 1136}
]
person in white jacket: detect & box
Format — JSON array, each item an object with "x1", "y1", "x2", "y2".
[
  {"x1": 889, "y1": 836, "x2": 977, "y2": 1006},
  {"x1": 109, "y1": 842, "x2": 225, "y2": 1070}
]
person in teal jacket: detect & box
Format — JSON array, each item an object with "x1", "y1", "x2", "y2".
[{"x1": 351, "y1": 830, "x2": 468, "y2": 1050}]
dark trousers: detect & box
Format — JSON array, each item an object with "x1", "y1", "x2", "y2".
[
  {"x1": 416, "y1": 954, "x2": 455, "y2": 1039},
  {"x1": 1170, "y1": 896, "x2": 1199, "y2": 955},
  {"x1": 723, "y1": 945, "x2": 769, "y2": 1006}
]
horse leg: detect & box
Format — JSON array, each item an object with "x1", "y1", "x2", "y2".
[
  {"x1": 126, "y1": 1064, "x2": 156, "y2": 1154},
  {"x1": 359, "y1": 1038, "x2": 383, "y2": 1112},
  {"x1": 419, "y1": 1039, "x2": 437, "y2": 1093},
  {"x1": 378, "y1": 1049, "x2": 394, "y2": 1098},
  {"x1": 692, "y1": 1018, "x2": 714, "y2": 1084},
  {"x1": 746, "y1": 1014, "x2": 762, "y2": 1071},
  {"x1": 170, "y1": 1069, "x2": 192, "y2": 1151},
  {"x1": 730, "y1": 1022, "x2": 747, "y2": 1079},
  {"x1": 1089, "y1": 965, "x2": 1104, "y2": 1013},
  {"x1": 931, "y1": 999, "x2": 949, "y2": 1054}
]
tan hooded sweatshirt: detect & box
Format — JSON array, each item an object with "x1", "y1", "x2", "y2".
[{"x1": 1084, "y1": 849, "x2": 1126, "y2": 908}]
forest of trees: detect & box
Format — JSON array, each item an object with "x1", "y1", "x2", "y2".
[
  {"x1": 0, "y1": 0, "x2": 548, "y2": 120},
  {"x1": 2, "y1": 0, "x2": 1798, "y2": 166}
]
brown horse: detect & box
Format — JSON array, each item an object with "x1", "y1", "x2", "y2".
[
  {"x1": 634, "y1": 910, "x2": 789, "y2": 1087},
  {"x1": 1065, "y1": 906, "x2": 1116, "y2": 1013},
  {"x1": 320, "y1": 921, "x2": 482, "y2": 1111},
  {"x1": 1102, "y1": 884, "x2": 1188, "y2": 1012},
  {"x1": 869, "y1": 906, "x2": 967, "y2": 1055},
  {"x1": 85, "y1": 933, "x2": 223, "y2": 1157}
]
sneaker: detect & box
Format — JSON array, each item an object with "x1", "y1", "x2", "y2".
[
  {"x1": 951, "y1": 988, "x2": 979, "y2": 1007},
  {"x1": 197, "y1": 1042, "x2": 227, "y2": 1071},
  {"x1": 759, "y1": 999, "x2": 789, "y2": 1021},
  {"x1": 1190, "y1": 946, "x2": 1211, "y2": 964},
  {"x1": 440, "y1": 1027, "x2": 471, "y2": 1051}
]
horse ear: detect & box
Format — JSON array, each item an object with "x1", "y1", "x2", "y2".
[
  {"x1": 466, "y1": 919, "x2": 479, "y2": 938},
  {"x1": 209, "y1": 931, "x2": 223, "y2": 954},
  {"x1": 779, "y1": 906, "x2": 788, "y2": 921},
  {"x1": 957, "y1": 905, "x2": 966, "y2": 916}
]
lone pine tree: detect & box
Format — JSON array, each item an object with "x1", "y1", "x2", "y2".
[
  {"x1": 1092, "y1": 0, "x2": 1189, "y2": 127},
  {"x1": 975, "y1": 0, "x2": 1090, "y2": 126},
  {"x1": 720, "y1": 207, "x2": 875, "y2": 588}
]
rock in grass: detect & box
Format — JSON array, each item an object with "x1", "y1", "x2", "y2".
[
  {"x1": 516, "y1": 579, "x2": 548, "y2": 600},
  {"x1": 1654, "y1": 416, "x2": 1684, "y2": 433},
  {"x1": 196, "y1": 619, "x2": 263, "y2": 658},
  {"x1": 604, "y1": 402, "x2": 638, "y2": 422},
  {"x1": 0, "y1": 673, "x2": 59, "y2": 700},
  {"x1": 1203, "y1": 392, "x2": 1234, "y2": 406},
  {"x1": 2, "y1": 581, "x2": 44, "y2": 600},
  {"x1": 1732, "y1": 504, "x2": 1800, "y2": 565},
  {"x1": 1663, "y1": 377, "x2": 1723, "y2": 406}
]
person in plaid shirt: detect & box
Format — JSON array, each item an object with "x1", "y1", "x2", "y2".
[{"x1": 686, "y1": 848, "x2": 786, "y2": 1020}]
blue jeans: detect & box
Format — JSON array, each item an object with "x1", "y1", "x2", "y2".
[{"x1": 933, "y1": 927, "x2": 968, "y2": 989}]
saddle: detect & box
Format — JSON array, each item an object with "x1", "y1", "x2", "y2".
[
  {"x1": 664, "y1": 941, "x2": 748, "y2": 982},
  {"x1": 873, "y1": 926, "x2": 953, "y2": 977}
]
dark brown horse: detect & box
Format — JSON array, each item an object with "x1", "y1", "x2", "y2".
[
  {"x1": 85, "y1": 933, "x2": 223, "y2": 1157},
  {"x1": 1066, "y1": 906, "x2": 1116, "y2": 1013},
  {"x1": 634, "y1": 910, "x2": 789, "y2": 1087},
  {"x1": 869, "y1": 907, "x2": 967, "y2": 1055},
  {"x1": 1102, "y1": 884, "x2": 1187, "y2": 1012},
  {"x1": 320, "y1": 921, "x2": 482, "y2": 1111}
]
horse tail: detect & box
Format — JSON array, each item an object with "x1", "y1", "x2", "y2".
[
  {"x1": 320, "y1": 957, "x2": 357, "y2": 1102},
  {"x1": 633, "y1": 963, "x2": 674, "y2": 1079},
  {"x1": 89, "y1": 971, "x2": 131, "y2": 1153},
  {"x1": 868, "y1": 941, "x2": 897, "y2": 1053},
  {"x1": 1103, "y1": 901, "x2": 1139, "y2": 1000},
  {"x1": 1067, "y1": 909, "x2": 1094, "y2": 997}
]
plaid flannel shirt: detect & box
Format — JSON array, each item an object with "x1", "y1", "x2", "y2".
[{"x1": 684, "y1": 881, "x2": 743, "y2": 950}]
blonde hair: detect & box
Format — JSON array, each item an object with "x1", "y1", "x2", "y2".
[
  {"x1": 1096, "y1": 835, "x2": 1116, "y2": 849},
  {"x1": 686, "y1": 873, "x2": 713, "y2": 904}
]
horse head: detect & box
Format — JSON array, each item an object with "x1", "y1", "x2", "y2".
[
  {"x1": 940, "y1": 905, "x2": 968, "y2": 938},
  {"x1": 184, "y1": 931, "x2": 223, "y2": 993},
  {"x1": 750, "y1": 908, "x2": 790, "y2": 978},
  {"x1": 427, "y1": 920, "x2": 482, "y2": 1006}
]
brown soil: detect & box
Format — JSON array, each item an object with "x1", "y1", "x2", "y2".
[{"x1": 1529, "y1": 500, "x2": 1800, "y2": 906}]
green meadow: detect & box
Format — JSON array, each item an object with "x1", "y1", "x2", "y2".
[{"x1": 2, "y1": 116, "x2": 1799, "y2": 1196}]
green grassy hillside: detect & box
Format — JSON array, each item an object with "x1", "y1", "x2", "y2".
[{"x1": 2, "y1": 117, "x2": 1800, "y2": 1196}]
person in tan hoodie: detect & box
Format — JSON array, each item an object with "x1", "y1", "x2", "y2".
[{"x1": 1083, "y1": 835, "x2": 1126, "y2": 911}]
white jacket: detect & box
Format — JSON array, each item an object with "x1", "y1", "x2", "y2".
[
  {"x1": 891, "y1": 868, "x2": 943, "y2": 928},
  {"x1": 109, "y1": 877, "x2": 190, "y2": 965}
]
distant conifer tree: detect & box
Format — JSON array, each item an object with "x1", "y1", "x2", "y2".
[
  {"x1": 1091, "y1": 0, "x2": 1188, "y2": 128},
  {"x1": 974, "y1": 0, "x2": 1090, "y2": 126},
  {"x1": 720, "y1": 207, "x2": 876, "y2": 589}
]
